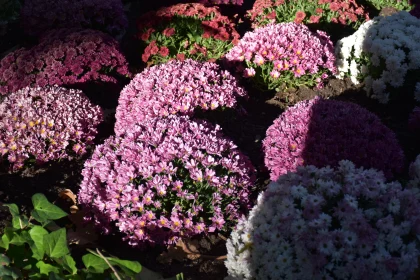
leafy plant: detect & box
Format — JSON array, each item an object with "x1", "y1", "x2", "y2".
[
  {"x1": 137, "y1": 3, "x2": 239, "y2": 66},
  {"x1": 366, "y1": 0, "x2": 412, "y2": 11},
  {"x1": 0, "y1": 193, "x2": 183, "y2": 279},
  {"x1": 248, "y1": 0, "x2": 370, "y2": 30}
]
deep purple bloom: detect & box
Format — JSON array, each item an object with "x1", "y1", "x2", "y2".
[{"x1": 263, "y1": 97, "x2": 404, "y2": 180}]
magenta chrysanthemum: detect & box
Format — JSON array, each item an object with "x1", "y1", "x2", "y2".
[
  {"x1": 115, "y1": 59, "x2": 246, "y2": 136},
  {"x1": 225, "y1": 23, "x2": 337, "y2": 91},
  {"x1": 79, "y1": 115, "x2": 256, "y2": 246},
  {"x1": 262, "y1": 97, "x2": 404, "y2": 180},
  {"x1": 0, "y1": 29, "x2": 130, "y2": 95},
  {"x1": 226, "y1": 161, "x2": 420, "y2": 280},
  {"x1": 21, "y1": 0, "x2": 128, "y2": 37},
  {"x1": 0, "y1": 86, "x2": 103, "y2": 172}
]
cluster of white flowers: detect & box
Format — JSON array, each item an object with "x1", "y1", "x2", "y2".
[
  {"x1": 225, "y1": 160, "x2": 420, "y2": 280},
  {"x1": 335, "y1": 11, "x2": 420, "y2": 103}
]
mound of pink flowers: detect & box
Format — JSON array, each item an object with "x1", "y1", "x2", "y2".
[
  {"x1": 79, "y1": 115, "x2": 256, "y2": 246},
  {"x1": 21, "y1": 0, "x2": 128, "y2": 37},
  {"x1": 263, "y1": 97, "x2": 404, "y2": 181},
  {"x1": 115, "y1": 59, "x2": 246, "y2": 136},
  {"x1": 225, "y1": 23, "x2": 337, "y2": 91},
  {"x1": 0, "y1": 29, "x2": 130, "y2": 95},
  {"x1": 0, "y1": 86, "x2": 103, "y2": 172}
]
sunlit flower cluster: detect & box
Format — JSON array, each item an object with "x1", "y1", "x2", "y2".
[
  {"x1": 247, "y1": 0, "x2": 369, "y2": 30},
  {"x1": 263, "y1": 97, "x2": 404, "y2": 181},
  {"x1": 115, "y1": 59, "x2": 246, "y2": 136},
  {"x1": 225, "y1": 161, "x2": 420, "y2": 280},
  {"x1": 0, "y1": 29, "x2": 130, "y2": 95},
  {"x1": 336, "y1": 12, "x2": 420, "y2": 103},
  {"x1": 21, "y1": 0, "x2": 127, "y2": 37},
  {"x1": 137, "y1": 3, "x2": 239, "y2": 65},
  {"x1": 79, "y1": 115, "x2": 256, "y2": 246},
  {"x1": 225, "y1": 23, "x2": 336, "y2": 92},
  {"x1": 0, "y1": 86, "x2": 103, "y2": 172}
]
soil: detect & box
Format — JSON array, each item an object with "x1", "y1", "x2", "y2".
[{"x1": 1, "y1": 1, "x2": 420, "y2": 280}]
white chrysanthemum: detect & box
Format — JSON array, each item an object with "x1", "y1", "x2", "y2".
[
  {"x1": 335, "y1": 11, "x2": 420, "y2": 103},
  {"x1": 225, "y1": 161, "x2": 420, "y2": 280},
  {"x1": 335, "y1": 20, "x2": 373, "y2": 81}
]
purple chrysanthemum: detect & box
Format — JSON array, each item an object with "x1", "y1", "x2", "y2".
[{"x1": 263, "y1": 97, "x2": 404, "y2": 180}]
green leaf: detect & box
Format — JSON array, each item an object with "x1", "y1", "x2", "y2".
[
  {"x1": 0, "y1": 254, "x2": 10, "y2": 266},
  {"x1": 43, "y1": 228, "x2": 69, "y2": 258},
  {"x1": 82, "y1": 253, "x2": 108, "y2": 273},
  {"x1": 29, "y1": 226, "x2": 48, "y2": 260},
  {"x1": 4, "y1": 203, "x2": 19, "y2": 216},
  {"x1": 0, "y1": 265, "x2": 22, "y2": 279},
  {"x1": 49, "y1": 272, "x2": 65, "y2": 280},
  {"x1": 11, "y1": 215, "x2": 29, "y2": 230},
  {"x1": 31, "y1": 193, "x2": 67, "y2": 223},
  {"x1": 108, "y1": 257, "x2": 142, "y2": 275},
  {"x1": 1, "y1": 227, "x2": 16, "y2": 249},
  {"x1": 56, "y1": 255, "x2": 77, "y2": 275},
  {"x1": 0, "y1": 236, "x2": 7, "y2": 249},
  {"x1": 9, "y1": 231, "x2": 30, "y2": 246},
  {"x1": 36, "y1": 261, "x2": 60, "y2": 275}
]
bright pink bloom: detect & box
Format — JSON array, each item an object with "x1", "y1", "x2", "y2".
[{"x1": 79, "y1": 115, "x2": 256, "y2": 246}]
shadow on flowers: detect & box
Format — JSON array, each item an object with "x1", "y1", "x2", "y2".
[{"x1": 300, "y1": 97, "x2": 405, "y2": 180}]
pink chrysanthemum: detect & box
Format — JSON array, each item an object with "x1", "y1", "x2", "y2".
[
  {"x1": 115, "y1": 59, "x2": 246, "y2": 136},
  {"x1": 0, "y1": 29, "x2": 130, "y2": 95},
  {"x1": 79, "y1": 115, "x2": 256, "y2": 246},
  {"x1": 0, "y1": 86, "x2": 103, "y2": 172},
  {"x1": 225, "y1": 23, "x2": 336, "y2": 91}
]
